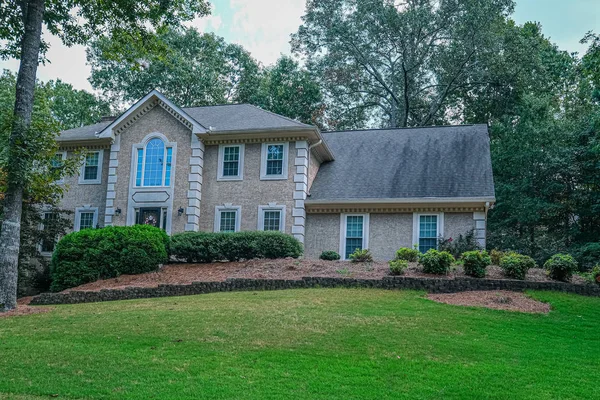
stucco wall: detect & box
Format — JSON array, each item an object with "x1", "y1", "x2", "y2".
[
  {"x1": 304, "y1": 213, "x2": 340, "y2": 259},
  {"x1": 307, "y1": 150, "x2": 320, "y2": 192},
  {"x1": 57, "y1": 148, "x2": 110, "y2": 229},
  {"x1": 199, "y1": 142, "x2": 297, "y2": 233},
  {"x1": 369, "y1": 213, "x2": 413, "y2": 260},
  {"x1": 444, "y1": 212, "x2": 476, "y2": 241},
  {"x1": 111, "y1": 106, "x2": 193, "y2": 233}
]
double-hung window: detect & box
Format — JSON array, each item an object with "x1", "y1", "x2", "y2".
[
  {"x1": 341, "y1": 214, "x2": 369, "y2": 260},
  {"x1": 79, "y1": 150, "x2": 103, "y2": 184},
  {"x1": 40, "y1": 212, "x2": 58, "y2": 253},
  {"x1": 51, "y1": 152, "x2": 67, "y2": 184},
  {"x1": 258, "y1": 205, "x2": 286, "y2": 232},
  {"x1": 214, "y1": 206, "x2": 241, "y2": 233},
  {"x1": 75, "y1": 207, "x2": 98, "y2": 232},
  {"x1": 260, "y1": 142, "x2": 288, "y2": 180},
  {"x1": 135, "y1": 138, "x2": 173, "y2": 187},
  {"x1": 414, "y1": 214, "x2": 443, "y2": 253},
  {"x1": 218, "y1": 144, "x2": 244, "y2": 180}
]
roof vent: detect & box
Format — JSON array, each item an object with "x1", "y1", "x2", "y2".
[{"x1": 99, "y1": 116, "x2": 116, "y2": 123}]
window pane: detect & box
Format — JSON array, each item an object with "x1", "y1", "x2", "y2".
[
  {"x1": 51, "y1": 153, "x2": 64, "y2": 169},
  {"x1": 223, "y1": 146, "x2": 240, "y2": 176},
  {"x1": 345, "y1": 215, "x2": 364, "y2": 258},
  {"x1": 136, "y1": 148, "x2": 143, "y2": 186},
  {"x1": 345, "y1": 238, "x2": 363, "y2": 259},
  {"x1": 143, "y1": 138, "x2": 165, "y2": 186},
  {"x1": 83, "y1": 152, "x2": 99, "y2": 181},
  {"x1": 263, "y1": 210, "x2": 281, "y2": 231},
  {"x1": 220, "y1": 211, "x2": 237, "y2": 232},
  {"x1": 165, "y1": 147, "x2": 173, "y2": 186},
  {"x1": 41, "y1": 212, "x2": 58, "y2": 252},
  {"x1": 419, "y1": 215, "x2": 438, "y2": 253},
  {"x1": 79, "y1": 212, "x2": 95, "y2": 230},
  {"x1": 266, "y1": 144, "x2": 284, "y2": 175}
]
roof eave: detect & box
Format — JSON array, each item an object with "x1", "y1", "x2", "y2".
[{"x1": 305, "y1": 197, "x2": 497, "y2": 205}]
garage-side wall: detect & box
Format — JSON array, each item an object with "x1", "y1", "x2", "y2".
[{"x1": 304, "y1": 213, "x2": 340, "y2": 259}]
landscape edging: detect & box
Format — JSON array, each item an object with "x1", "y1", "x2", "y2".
[{"x1": 29, "y1": 276, "x2": 600, "y2": 305}]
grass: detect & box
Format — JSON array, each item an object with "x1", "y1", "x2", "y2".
[{"x1": 1, "y1": 289, "x2": 599, "y2": 399}]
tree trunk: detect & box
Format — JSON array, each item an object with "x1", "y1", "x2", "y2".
[{"x1": 0, "y1": 0, "x2": 46, "y2": 312}]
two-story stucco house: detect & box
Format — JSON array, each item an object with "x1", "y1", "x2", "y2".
[{"x1": 52, "y1": 89, "x2": 495, "y2": 260}]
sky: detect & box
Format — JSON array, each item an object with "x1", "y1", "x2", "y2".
[{"x1": 0, "y1": 0, "x2": 598, "y2": 92}]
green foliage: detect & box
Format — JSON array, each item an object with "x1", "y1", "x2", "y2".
[
  {"x1": 169, "y1": 231, "x2": 303, "y2": 263},
  {"x1": 572, "y1": 242, "x2": 600, "y2": 271},
  {"x1": 419, "y1": 249, "x2": 455, "y2": 275},
  {"x1": 437, "y1": 230, "x2": 481, "y2": 258},
  {"x1": 320, "y1": 250, "x2": 341, "y2": 261},
  {"x1": 50, "y1": 225, "x2": 169, "y2": 291},
  {"x1": 395, "y1": 247, "x2": 419, "y2": 262},
  {"x1": 544, "y1": 254, "x2": 578, "y2": 282},
  {"x1": 349, "y1": 248, "x2": 373, "y2": 263},
  {"x1": 462, "y1": 250, "x2": 492, "y2": 278},
  {"x1": 490, "y1": 249, "x2": 504, "y2": 265},
  {"x1": 591, "y1": 265, "x2": 600, "y2": 285},
  {"x1": 389, "y1": 259, "x2": 408, "y2": 276},
  {"x1": 499, "y1": 252, "x2": 536, "y2": 280}
]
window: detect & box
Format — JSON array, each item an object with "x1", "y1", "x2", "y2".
[
  {"x1": 51, "y1": 152, "x2": 67, "y2": 184},
  {"x1": 135, "y1": 138, "x2": 173, "y2": 187},
  {"x1": 260, "y1": 142, "x2": 288, "y2": 180},
  {"x1": 40, "y1": 212, "x2": 58, "y2": 253},
  {"x1": 79, "y1": 150, "x2": 103, "y2": 184},
  {"x1": 217, "y1": 144, "x2": 244, "y2": 180},
  {"x1": 75, "y1": 207, "x2": 98, "y2": 232},
  {"x1": 413, "y1": 213, "x2": 444, "y2": 253},
  {"x1": 340, "y1": 214, "x2": 369, "y2": 260},
  {"x1": 258, "y1": 205, "x2": 286, "y2": 232},
  {"x1": 214, "y1": 206, "x2": 241, "y2": 232}
]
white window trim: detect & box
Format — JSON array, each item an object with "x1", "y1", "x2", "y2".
[
  {"x1": 412, "y1": 212, "x2": 445, "y2": 250},
  {"x1": 78, "y1": 149, "x2": 104, "y2": 184},
  {"x1": 260, "y1": 142, "x2": 289, "y2": 180},
  {"x1": 74, "y1": 206, "x2": 99, "y2": 232},
  {"x1": 217, "y1": 144, "x2": 245, "y2": 181},
  {"x1": 214, "y1": 205, "x2": 242, "y2": 232},
  {"x1": 131, "y1": 133, "x2": 177, "y2": 188},
  {"x1": 54, "y1": 151, "x2": 67, "y2": 184},
  {"x1": 257, "y1": 204, "x2": 286, "y2": 232},
  {"x1": 339, "y1": 213, "x2": 370, "y2": 260}
]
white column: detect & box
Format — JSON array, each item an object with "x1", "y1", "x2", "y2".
[
  {"x1": 292, "y1": 141, "x2": 309, "y2": 243},
  {"x1": 104, "y1": 135, "x2": 120, "y2": 226},
  {"x1": 185, "y1": 135, "x2": 204, "y2": 231},
  {"x1": 473, "y1": 211, "x2": 487, "y2": 248}
]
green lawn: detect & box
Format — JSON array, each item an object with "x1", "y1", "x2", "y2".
[{"x1": 1, "y1": 289, "x2": 598, "y2": 400}]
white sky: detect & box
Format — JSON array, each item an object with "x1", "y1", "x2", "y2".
[{"x1": 0, "y1": 0, "x2": 597, "y2": 92}]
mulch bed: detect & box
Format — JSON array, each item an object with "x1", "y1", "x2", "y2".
[
  {"x1": 0, "y1": 296, "x2": 52, "y2": 318},
  {"x1": 59, "y1": 258, "x2": 589, "y2": 293},
  {"x1": 427, "y1": 290, "x2": 552, "y2": 313}
]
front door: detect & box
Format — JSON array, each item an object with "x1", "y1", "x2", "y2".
[{"x1": 137, "y1": 207, "x2": 161, "y2": 228}]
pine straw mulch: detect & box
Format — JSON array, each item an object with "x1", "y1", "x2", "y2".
[
  {"x1": 0, "y1": 296, "x2": 52, "y2": 318},
  {"x1": 60, "y1": 258, "x2": 589, "y2": 293},
  {"x1": 427, "y1": 290, "x2": 552, "y2": 313}
]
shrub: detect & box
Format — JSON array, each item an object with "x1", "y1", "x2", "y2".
[
  {"x1": 169, "y1": 231, "x2": 303, "y2": 263},
  {"x1": 591, "y1": 265, "x2": 600, "y2": 285},
  {"x1": 320, "y1": 250, "x2": 341, "y2": 261},
  {"x1": 389, "y1": 259, "x2": 408, "y2": 275},
  {"x1": 349, "y1": 248, "x2": 373, "y2": 263},
  {"x1": 50, "y1": 225, "x2": 169, "y2": 291},
  {"x1": 499, "y1": 252, "x2": 536, "y2": 280},
  {"x1": 395, "y1": 247, "x2": 419, "y2": 262},
  {"x1": 462, "y1": 250, "x2": 491, "y2": 278},
  {"x1": 544, "y1": 254, "x2": 578, "y2": 282},
  {"x1": 490, "y1": 249, "x2": 504, "y2": 265},
  {"x1": 437, "y1": 229, "x2": 480, "y2": 258},
  {"x1": 419, "y1": 249, "x2": 455, "y2": 275},
  {"x1": 572, "y1": 242, "x2": 600, "y2": 271}
]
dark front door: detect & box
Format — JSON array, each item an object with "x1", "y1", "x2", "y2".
[{"x1": 137, "y1": 207, "x2": 161, "y2": 227}]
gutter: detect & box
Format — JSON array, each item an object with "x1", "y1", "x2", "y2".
[{"x1": 305, "y1": 197, "x2": 497, "y2": 205}]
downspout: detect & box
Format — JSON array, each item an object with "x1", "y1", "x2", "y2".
[{"x1": 307, "y1": 139, "x2": 322, "y2": 196}]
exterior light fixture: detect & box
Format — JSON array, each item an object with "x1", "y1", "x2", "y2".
[{"x1": 178, "y1": 207, "x2": 185, "y2": 216}]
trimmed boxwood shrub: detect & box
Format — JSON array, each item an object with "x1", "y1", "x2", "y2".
[
  {"x1": 419, "y1": 249, "x2": 455, "y2": 275},
  {"x1": 169, "y1": 231, "x2": 303, "y2": 263},
  {"x1": 544, "y1": 253, "x2": 578, "y2": 282},
  {"x1": 462, "y1": 250, "x2": 491, "y2": 278},
  {"x1": 395, "y1": 247, "x2": 419, "y2": 262},
  {"x1": 320, "y1": 250, "x2": 341, "y2": 261},
  {"x1": 389, "y1": 259, "x2": 408, "y2": 275},
  {"x1": 50, "y1": 225, "x2": 169, "y2": 292},
  {"x1": 499, "y1": 252, "x2": 536, "y2": 280}
]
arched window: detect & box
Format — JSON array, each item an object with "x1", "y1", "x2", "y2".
[{"x1": 135, "y1": 138, "x2": 173, "y2": 187}]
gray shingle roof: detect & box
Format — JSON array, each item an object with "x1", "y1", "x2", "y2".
[
  {"x1": 58, "y1": 121, "x2": 112, "y2": 141},
  {"x1": 308, "y1": 125, "x2": 495, "y2": 201}
]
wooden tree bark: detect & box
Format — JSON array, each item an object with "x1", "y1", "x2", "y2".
[{"x1": 0, "y1": 0, "x2": 46, "y2": 312}]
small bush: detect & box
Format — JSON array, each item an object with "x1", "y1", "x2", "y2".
[
  {"x1": 591, "y1": 265, "x2": 600, "y2": 285},
  {"x1": 572, "y1": 242, "x2": 600, "y2": 271},
  {"x1": 320, "y1": 250, "x2": 341, "y2": 261},
  {"x1": 499, "y1": 252, "x2": 536, "y2": 280},
  {"x1": 419, "y1": 249, "x2": 455, "y2": 275},
  {"x1": 169, "y1": 231, "x2": 302, "y2": 263},
  {"x1": 395, "y1": 247, "x2": 419, "y2": 262},
  {"x1": 389, "y1": 259, "x2": 408, "y2": 275},
  {"x1": 490, "y1": 249, "x2": 504, "y2": 265},
  {"x1": 462, "y1": 250, "x2": 491, "y2": 278},
  {"x1": 349, "y1": 248, "x2": 373, "y2": 263},
  {"x1": 50, "y1": 225, "x2": 169, "y2": 291},
  {"x1": 438, "y1": 229, "x2": 480, "y2": 258},
  {"x1": 544, "y1": 254, "x2": 578, "y2": 282}
]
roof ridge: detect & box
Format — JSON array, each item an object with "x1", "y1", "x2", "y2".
[
  {"x1": 243, "y1": 103, "x2": 312, "y2": 127},
  {"x1": 323, "y1": 124, "x2": 484, "y2": 134},
  {"x1": 183, "y1": 103, "x2": 247, "y2": 110}
]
